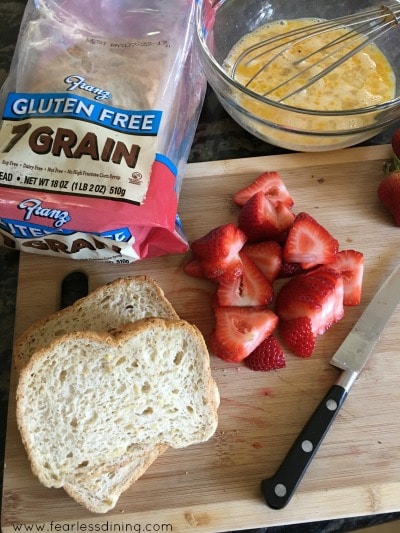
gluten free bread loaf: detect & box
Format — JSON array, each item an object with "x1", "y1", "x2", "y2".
[{"x1": 16, "y1": 320, "x2": 219, "y2": 494}]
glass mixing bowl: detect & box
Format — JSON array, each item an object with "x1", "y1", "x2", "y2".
[{"x1": 195, "y1": 0, "x2": 400, "y2": 152}]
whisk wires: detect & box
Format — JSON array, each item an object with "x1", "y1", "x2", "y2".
[{"x1": 231, "y1": 3, "x2": 400, "y2": 103}]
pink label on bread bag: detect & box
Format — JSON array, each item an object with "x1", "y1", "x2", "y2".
[{"x1": 0, "y1": 151, "x2": 187, "y2": 262}]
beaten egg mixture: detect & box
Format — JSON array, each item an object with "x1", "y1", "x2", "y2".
[
  {"x1": 223, "y1": 18, "x2": 396, "y2": 148},
  {"x1": 225, "y1": 18, "x2": 395, "y2": 110}
]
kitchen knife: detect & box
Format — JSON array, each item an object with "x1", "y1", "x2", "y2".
[{"x1": 261, "y1": 262, "x2": 400, "y2": 510}]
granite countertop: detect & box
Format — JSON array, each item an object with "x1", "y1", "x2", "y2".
[{"x1": 1, "y1": 1, "x2": 400, "y2": 531}]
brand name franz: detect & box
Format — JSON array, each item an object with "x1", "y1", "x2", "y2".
[
  {"x1": 64, "y1": 75, "x2": 112, "y2": 101},
  {"x1": 18, "y1": 199, "x2": 71, "y2": 228}
]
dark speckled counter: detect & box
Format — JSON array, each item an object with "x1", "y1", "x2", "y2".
[{"x1": 1, "y1": 1, "x2": 400, "y2": 531}]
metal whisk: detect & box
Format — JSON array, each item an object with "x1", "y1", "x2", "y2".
[{"x1": 231, "y1": 3, "x2": 400, "y2": 103}]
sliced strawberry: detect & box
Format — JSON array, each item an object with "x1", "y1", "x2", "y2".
[
  {"x1": 275, "y1": 201, "x2": 296, "y2": 234},
  {"x1": 190, "y1": 223, "x2": 247, "y2": 283},
  {"x1": 233, "y1": 171, "x2": 294, "y2": 208},
  {"x1": 377, "y1": 171, "x2": 400, "y2": 226},
  {"x1": 283, "y1": 212, "x2": 339, "y2": 268},
  {"x1": 238, "y1": 192, "x2": 295, "y2": 242},
  {"x1": 216, "y1": 252, "x2": 274, "y2": 307},
  {"x1": 244, "y1": 335, "x2": 286, "y2": 371},
  {"x1": 183, "y1": 256, "x2": 205, "y2": 278},
  {"x1": 238, "y1": 192, "x2": 280, "y2": 242},
  {"x1": 330, "y1": 249, "x2": 364, "y2": 305},
  {"x1": 279, "y1": 316, "x2": 315, "y2": 358},
  {"x1": 278, "y1": 260, "x2": 304, "y2": 279},
  {"x1": 275, "y1": 267, "x2": 344, "y2": 337},
  {"x1": 210, "y1": 306, "x2": 278, "y2": 363},
  {"x1": 242, "y1": 240, "x2": 282, "y2": 282}
]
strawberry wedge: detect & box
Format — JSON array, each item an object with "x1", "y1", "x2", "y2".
[
  {"x1": 244, "y1": 335, "x2": 286, "y2": 371},
  {"x1": 216, "y1": 252, "x2": 274, "y2": 307},
  {"x1": 233, "y1": 171, "x2": 294, "y2": 208},
  {"x1": 238, "y1": 192, "x2": 295, "y2": 242},
  {"x1": 190, "y1": 223, "x2": 247, "y2": 283},
  {"x1": 210, "y1": 306, "x2": 278, "y2": 363},
  {"x1": 330, "y1": 249, "x2": 364, "y2": 305},
  {"x1": 283, "y1": 212, "x2": 339, "y2": 269},
  {"x1": 276, "y1": 267, "x2": 344, "y2": 357},
  {"x1": 279, "y1": 317, "x2": 315, "y2": 358},
  {"x1": 242, "y1": 240, "x2": 283, "y2": 283}
]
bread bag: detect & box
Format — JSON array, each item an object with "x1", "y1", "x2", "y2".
[{"x1": 0, "y1": 0, "x2": 205, "y2": 262}]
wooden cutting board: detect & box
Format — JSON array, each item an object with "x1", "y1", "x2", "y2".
[{"x1": 3, "y1": 144, "x2": 400, "y2": 532}]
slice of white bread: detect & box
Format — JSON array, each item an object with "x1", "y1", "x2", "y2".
[
  {"x1": 14, "y1": 275, "x2": 179, "y2": 373},
  {"x1": 64, "y1": 443, "x2": 167, "y2": 513},
  {"x1": 16, "y1": 319, "x2": 219, "y2": 504},
  {"x1": 14, "y1": 275, "x2": 189, "y2": 512}
]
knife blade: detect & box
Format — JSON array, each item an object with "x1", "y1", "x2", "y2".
[{"x1": 261, "y1": 263, "x2": 400, "y2": 510}]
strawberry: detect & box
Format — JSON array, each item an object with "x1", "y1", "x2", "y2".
[
  {"x1": 330, "y1": 249, "x2": 364, "y2": 305},
  {"x1": 377, "y1": 171, "x2": 400, "y2": 226},
  {"x1": 278, "y1": 260, "x2": 304, "y2": 279},
  {"x1": 190, "y1": 223, "x2": 247, "y2": 283},
  {"x1": 244, "y1": 335, "x2": 286, "y2": 371},
  {"x1": 283, "y1": 212, "x2": 339, "y2": 268},
  {"x1": 183, "y1": 256, "x2": 205, "y2": 278},
  {"x1": 279, "y1": 316, "x2": 315, "y2": 358},
  {"x1": 210, "y1": 306, "x2": 279, "y2": 363},
  {"x1": 275, "y1": 201, "x2": 296, "y2": 236},
  {"x1": 233, "y1": 171, "x2": 294, "y2": 208},
  {"x1": 238, "y1": 192, "x2": 280, "y2": 241},
  {"x1": 238, "y1": 192, "x2": 295, "y2": 242},
  {"x1": 391, "y1": 128, "x2": 400, "y2": 162},
  {"x1": 216, "y1": 252, "x2": 274, "y2": 307},
  {"x1": 276, "y1": 267, "x2": 344, "y2": 338},
  {"x1": 242, "y1": 240, "x2": 282, "y2": 282}
]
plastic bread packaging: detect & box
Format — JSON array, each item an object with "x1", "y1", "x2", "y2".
[{"x1": 0, "y1": 0, "x2": 206, "y2": 263}]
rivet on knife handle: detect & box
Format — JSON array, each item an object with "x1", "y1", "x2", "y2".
[{"x1": 261, "y1": 371, "x2": 356, "y2": 510}]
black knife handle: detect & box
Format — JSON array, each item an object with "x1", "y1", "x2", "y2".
[{"x1": 261, "y1": 384, "x2": 348, "y2": 509}]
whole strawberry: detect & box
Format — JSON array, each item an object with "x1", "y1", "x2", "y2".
[
  {"x1": 391, "y1": 128, "x2": 400, "y2": 163},
  {"x1": 377, "y1": 171, "x2": 400, "y2": 226}
]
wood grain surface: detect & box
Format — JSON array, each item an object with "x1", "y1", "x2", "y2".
[{"x1": 3, "y1": 144, "x2": 400, "y2": 532}]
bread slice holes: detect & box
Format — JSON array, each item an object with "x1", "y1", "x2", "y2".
[
  {"x1": 77, "y1": 460, "x2": 89, "y2": 468},
  {"x1": 70, "y1": 417, "x2": 78, "y2": 428},
  {"x1": 141, "y1": 382, "x2": 151, "y2": 393},
  {"x1": 141, "y1": 407, "x2": 153, "y2": 415},
  {"x1": 174, "y1": 351, "x2": 184, "y2": 365},
  {"x1": 186, "y1": 405, "x2": 194, "y2": 414},
  {"x1": 126, "y1": 361, "x2": 139, "y2": 372},
  {"x1": 59, "y1": 370, "x2": 67, "y2": 382}
]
